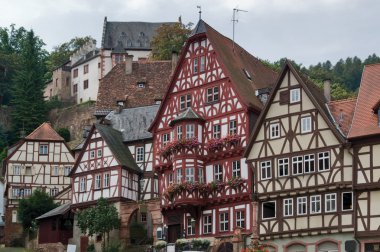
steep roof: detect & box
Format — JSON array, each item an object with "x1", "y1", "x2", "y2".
[
  {"x1": 348, "y1": 63, "x2": 380, "y2": 139},
  {"x1": 101, "y1": 18, "x2": 175, "y2": 50},
  {"x1": 36, "y1": 203, "x2": 71, "y2": 220},
  {"x1": 25, "y1": 122, "x2": 64, "y2": 141},
  {"x1": 105, "y1": 105, "x2": 159, "y2": 142},
  {"x1": 71, "y1": 49, "x2": 100, "y2": 68},
  {"x1": 169, "y1": 107, "x2": 204, "y2": 126},
  {"x1": 244, "y1": 61, "x2": 346, "y2": 157},
  {"x1": 94, "y1": 123, "x2": 141, "y2": 173},
  {"x1": 328, "y1": 98, "x2": 357, "y2": 136},
  {"x1": 95, "y1": 60, "x2": 172, "y2": 112}
]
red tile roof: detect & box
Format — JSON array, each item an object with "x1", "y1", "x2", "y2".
[
  {"x1": 328, "y1": 98, "x2": 357, "y2": 136},
  {"x1": 348, "y1": 63, "x2": 380, "y2": 139},
  {"x1": 25, "y1": 122, "x2": 64, "y2": 141}
]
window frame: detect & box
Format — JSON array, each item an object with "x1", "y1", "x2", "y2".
[
  {"x1": 52, "y1": 166, "x2": 59, "y2": 176},
  {"x1": 73, "y1": 68, "x2": 78, "y2": 78},
  {"x1": 318, "y1": 151, "x2": 330, "y2": 171},
  {"x1": 206, "y1": 86, "x2": 219, "y2": 103},
  {"x1": 213, "y1": 124, "x2": 221, "y2": 139},
  {"x1": 325, "y1": 193, "x2": 337, "y2": 213},
  {"x1": 39, "y1": 144, "x2": 49, "y2": 155},
  {"x1": 235, "y1": 210, "x2": 245, "y2": 229},
  {"x1": 283, "y1": 198, "x2": 293, "y2": 217},
  {"x1": 232, "y1": 160, "x2": 241, "y2": 178},
  {"x1": 290, "y1": 88, "x2": 301, "y2": 103},
  {"x1": 83, "y1": 79, "x2": 89, "y2": 89},
  {"x1": 177, "y1": 125, "x2": 183, "y2": 140},
  {"x1": 198, "y1": 168, "x2": 204, "y2": 183},
  {"x1": 301, "y1": 116, "x2": 312, "y2": 133},
  {"x1": 213, "y1": 164, "x2": 223, "y2": 181},
  {"x1": 187, "y1": 217, "x2": 196, "y2": 236},
  {"x1": 278, "y1": 158, "x2": 289, "y2": 177},
  {"x1": 83, "y1": 64, "x2": 89, "y2": 74},
  {"x1": 13, "y1": 165, "x2": 21, "y2": 175},
  {"x1": 229, "y1": 120, "x2": 237, "y2": 135},
  {"x1": 304, "y1": 154, "x2": 315, "y2": 173},
  {"x1": 80, "y1": 177, "x2": 86, "y2": 192},
  {"x1": 297, "y1": 197, "x2": 307, "y2": 215},
  {"x1": 262, "y1": 201, "x2": 276, "y2": 219},
  {"x1": 186, "y1": 124, "x2": 195, "y2": 139},
  {"x1": 50, "y1": 188, "x2": 59, "y2": 197},
  {"x1": 176, "y1": 168, "x2": 182, "y2": 183},
  {"x1": 185, "y1": 167, "x2": 195, "y2": 182},
  {"x1": 270, "y1": 123, "x2": 280, "y2": 139},
  {"x1": 200, "y1": 55, "x2": 206, "y2": 72},
  {"x1": 260, "y1": 161, "x2": 271, "y2": 180},
  {"x1": 94, "y1": 174, "x2": 101, "y2": 189},
  {"x1": 97, "y1": 149, "x2": 102, "y2": 158},
  {"x1": 162, "y1": 133, "x2": 170, "y2": 146},
  {"x1": 219, "y1": 212, "x2": 229, "y2": 232},
  {"x1": 203, "y1": 215, "x2": 212, "y2": 234},
  {"x1": 310, "y1": 195, "x2": 321, "y2": 214},
  {"x1": 136, "y1": 146, "x2": 144, "y2": 162},
  {"x1": 292, "y1": 156, "x2": 303, "y2": 175},
  {"x1": 180, "y1": 94, "x2": 191, "y2": 110},
  {"x1": 64, "y1": 166, "x2": 71, "y2": 176},
  {"x1": 342, "y1": 192, "x2": 353, "y2": 211}
]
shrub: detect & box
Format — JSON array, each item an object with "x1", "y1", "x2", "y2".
[
  {"x1": 175, "y1": 239, "x2": 190, "y2": 250},
  {"x1": 87, "y1": 244, "x2": 95, "y2": 252},
  {"x1": 191, "y1": 238, "x2": 210, "y2": 250},
  {"x1": 56, "y1": 127, "x2": 70, "y2": 142},
  {"x1": 155, "y1": 240, "x2": 167, "y2": 250}
]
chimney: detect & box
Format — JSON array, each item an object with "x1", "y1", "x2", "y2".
[
  {"x1": 171, "y1": 51, "x2": 178, "y2": 73},
  {"x1": 323, "y1": 79, "x2": 331, "y2": 102},
  {"x1": 125, "y1": 55, "x2": 133, "y2": 75}
]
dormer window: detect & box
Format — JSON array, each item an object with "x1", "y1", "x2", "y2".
[{"x1": 137, "y1": 82, "x2": 146, "y2": 88}]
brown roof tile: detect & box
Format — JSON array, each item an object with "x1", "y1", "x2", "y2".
[
  {"x1": 348, "y1": 63, "x2": 380, "y2": 139},
  {"x1": 328, "y1": 98, "x2": 357, "y2": 136},
  {"x1": 25, "y1": 122, "x2": 64, "y2": 141},
  {"x1": 96, "y1": 60, "x2": 172, "y2": 111}
]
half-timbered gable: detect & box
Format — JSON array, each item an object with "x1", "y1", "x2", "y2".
[
  {"x1": 149, "y1": 20, "x2": 277, "y2": 244},
  {"x1": 245, "y1": 62, "x2": 354, "y2": 250},
  {"x1": 3, "y1": 122, "x2": 74, "y2": 246},
  {"x1": 71, "y1": 123, "x2": 141, "y2": 206},
  {"x1": 348, "y1": 63, "x2": 380, "y2": 247}
]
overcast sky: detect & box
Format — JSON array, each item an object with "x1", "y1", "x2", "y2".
[{"x1": 0, "y1": 0, "x2": 379, "y2": 67}]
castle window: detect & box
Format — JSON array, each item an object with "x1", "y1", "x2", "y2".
[
  {"x1": 297, "y1": 197, "x2": 307, "y2": 215},
  {"x1": 260, "y1": 161, "x2": 271, "y2": 180},
  {"x1": 83, "y1": 64, "x2": 89, "y2": 74},
  {"x1": 342, "y1": 192, "x2": 353, "y2": 211},
  {"x1": 325, "y1": 193, "x2": 337, "y2": 212},
  {"x1": 283, "y1": 198, "x2": 293, "y2": 217},
  {"x1": 270, "y1": 123, "x2": 280, "y2": 139},
  {"x1": 39, "y1": 144, "x2": 48, "y2": 155},
  {"x1": 318, "y1": 152, "x2": 330, "y2": 171},
  {"x1": 278, "y1": 158, "x2": 289, "y2": 177},
  {"x1": 73, "y1": 69, "x2": 78, "y2": 78},
  {"x1": 290, "y1": 88, "x2": 300, "y2": 103},
  {"x1": 310, "y1": 195, "x2": 321, "y2": 214},
  {"x1": 304, "y1": 154, "x2": 315, "y2": 173},
  {"x1": 73, "y1": 84, "x2": 78, "y2": 94},
  {"x1": 83, "y1": 80, "x2": 89, "y2": 89},
  {"x1": 136, "y1": 147, "x2": 144, "y2": 162},
  {"x1": 262, "y1": 201, "x2": 276, "y2": 219}
]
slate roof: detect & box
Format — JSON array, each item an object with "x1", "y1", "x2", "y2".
[
  {"x1": 328, "y1": 98, "x2": 357, "y2": 136},
  {"x1": 105, "y1": 105, "x2": 159, "y2": 142},
  {"x1": 348, "y1": 63, "x2": 380, "y2": 139},
  {"x1": 101, "y1": 18, "x2": 175, "y2": 50},
  {"x1": 36, "y1": 202, "x2": 71, "y2": 220},
  {"x1": 169, "y1": 107, "x2": 204, "y2": 126},
  {"x1": 95, "y1": 60, "x2": 172, "y2": 111},
  {"x1": 95, "y1": 123, "x2": 141, "y2": 173},
  {"x1": 25, "y1": 122, "x2": 64, "y2": 141}
]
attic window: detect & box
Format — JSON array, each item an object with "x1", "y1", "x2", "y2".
[
  {"x1": 243, "y1": 69, "x2": 252, "y2": 81},
  {"x1": 137, "y1": 82, "x2": 146, "y2": 88}
]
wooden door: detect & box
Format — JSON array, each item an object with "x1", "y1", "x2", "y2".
[
  {"x1": 80, "y1": 236, "x2": 89, "y2": 252},
  {"x1": 167, "y1": 224, "x2": 181, "y2": 243}
]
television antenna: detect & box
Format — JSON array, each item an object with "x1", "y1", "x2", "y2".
[{"x1": 232, "y1": 8, "x2": 248, "y2": 50}]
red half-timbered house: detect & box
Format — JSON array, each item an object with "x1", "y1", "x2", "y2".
[
  {"x1": 149, "y1": 20, "x2": 277, "y2": 246},
  {"x1": 2, "y1": 122, "x2": 74, "y2": 246}
]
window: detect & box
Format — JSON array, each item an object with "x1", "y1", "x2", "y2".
[
  {"x1": 104, "y1": 173, "x2": 110, "y2": 188},
  {"x1": 24, "y1": 188, "x2": 32, "y2": 197},
  {"x1": 198, "y1": 168, "x2": 204, "y2": 183},
  {"x1": 12, "y1": 188, "x2": 20, "y2": 198},
  {"x1": 232, "y1": 160, "x2": 241, "y2": 178},
  {"x1": 176, "y1": 169, "x2": 182, "y2": 183},
  {"x1": 236, "y1": 211, "x2": 245, "y2": 228},
  {"x1": 52, "y1": 166, "x2": 59, "y2": 176},
  {"x1": 73, "y1": 84, "x2": 78, "y2": 93},
  {"x1": 185, "y1": 167, "x2": 194, "y2": 182},
  {"x1": 297, "y1": 197, "x2": 307, "y2": 215},
  {"x1": 290, "y1": 88, "x2": 300, "y2": 103},
  {"x1": 200, "y1": 55, "x2": 206, "y2": 72},
  {"x1": 270, "y1": 123, "x2": 280, "y2": 139},
  {"x1": 13, "y1": 165, "x2": 21, "y2": 175},
  {"x1": 214, "y1": 164, "x2": 223, "y2": 181},
  {"x1": 136, "y1": 147, "x2": 144, "y2": 162},
  {"x1": 187, "y1": 217, "x2": 195, "y2": 235},
  {"x1": 219, "y1": 212, "x2": 229, "y2": 232},
  {"x1": 25, "y1": 166, "x2": 32, "y2": 175},
  {"x1": 342, "y1": 192, "x2": 353, "y2": 211},
  {"x1": 39, "y1": 144, "x2": 48, "y2": 155},
  {"x1": 318, "y1": 152, "x2": 330, "y2": 171},
  {"x1": 97, "y1": 149, "x2": 102, "y2": 157},
  {"x1": 304, "y1": 154, "x2": 315, "y2": 173},
  {"x1": 278, "y1": 158, "x2": 289, "y2": 177},
  {"x1": 186, "y1": 124, "x2": 195, "y2": 139},
  {"x1": 292, "y1": 156, "x2": 303, "y2": 175},
  {"x1": 301, "y1": 116, "x2": 312, "y2": 133},
  {"x1": 83, "y1": 80, "x2": 89, "y2": 89},
  {"x1": 73, "y1": 68, "x2": 78, "y2": 78},
  {"x1": 168, "y1": 173, "x2": 173, "y2": 185},
  {"x1": 162, "y1": 133, "x2": 170, "y2": 146},
  {"x1": 140, "y1": 212, "x2": 147, "y2": 222},
  {"x1": 177, "y1": 125, "x2": 182, "y2": 140},
  {"x1": 84, "y1": 64, "x2": 89, "y2": 74},
  {"x1": 115, "y1": 55, "x2": 124, "y2": 64},
  {"x1": 50, "y1": 188, "x2": 59, "y2": 197},
  {"x1": 213, "y1": 124, "x2": 221, "y2": 139},
  {"x1": 80, "y1": 177, "x2": 86, "y2": 192},
  {"x1": 203, "y1": 215, "x2": 212, "y2": 234},
  {"x1": 64, "y1": 166, "x2": 71, "y2": 176},
  {"x1": 262, "y1": 201, "x2": 276, "y2": 219},
  {"x1": 193, "y1": 57, "x2": 198, "y2": 74},
  {"x1": 180, "y1": 94, "x2": 191, "y2": 110},
  {"x1": 325, "y1": 193, "x2": 337, "y2": 212},
  {"x1": 229, "y1": 120, "x2": 237, "y2": 135},
  {"x1": 283, "y1": 198, "x2": 293, "y2": 217},
  {"x1": 310, "y1": 195, "x2": 321, "y2": 214},
  {"x1": 95, "y1": 174, "x2": 101, "y2": 189},
  {"x1": 12, "y1": 210, "x2": 18, "y2": 223},
  {"x1": 90, "y1": 150, "x2": 95, "y2": 158},
  {"x1": 206, "y1": 86, "x2": 219, "y2": 103},
  {"x1": 140, "y1": 179, "x2": 145, "y2": 192},
  {"x1": 137, "y1": 82, "x2": 146, "y2": 88},
  {"x1": 260, "y1": 161, "x2": 271, "y2": 180}
]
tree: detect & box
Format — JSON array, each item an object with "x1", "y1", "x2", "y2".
[
  {"x1": 56, "y1": 127, "x2": 70, "y2": 142},
  {"x1": 150, "y1": 22, "x2": 192, "y2": 60},
  {"x1": 77, "y1": 198, "x2": 121, "y2": 251},
  {"x1": 11, "y1": 29, "x2": 48, "y2": 138},
  {"x1": 18, "y1": 189, "x2": 59, "y2": 232}
]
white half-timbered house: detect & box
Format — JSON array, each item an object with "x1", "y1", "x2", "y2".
[
  {"x1": 149, "y1": 20, "x2": 277, "y2": 247},
  {"x1": 245, "y1": 62, "x2": 355, "y2": 252},
  {"x1": 2, "y1": 122, "x2": 74, "y2": 246}
]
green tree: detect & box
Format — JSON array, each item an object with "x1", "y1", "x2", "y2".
[
  {"x1": 77, "y1": 198, "x2": 121, "y2": 251},
  {"x1": 11, "y1": 29, "x2": 48, "y2": 138},
  {"x1": 56, "y1": 127, "x2": 70, "y2": 142},
  {"x1": 151, "y1": 22, "x2": 192, "y2": 60},
  {"x1": 18, "y1": 189, "x2": 59, "y2": 232}
]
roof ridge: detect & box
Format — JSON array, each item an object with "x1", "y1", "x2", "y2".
[{"x1": 328, "y1": 97, "x2": 357, "y2": 104}]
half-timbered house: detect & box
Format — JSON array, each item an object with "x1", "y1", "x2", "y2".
[
  {"x1": 245, "y1": 61, "x2": 355, "y2": 252},
  {"x1": 149, "y1": 19, "x2": 277, "y2": 248},
  {"x1": 2, "y1": 122, "x2": 74, "y2": 246},
  {"x1": 347, "y1": 63, "x2": 380, "y2": 252}
]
